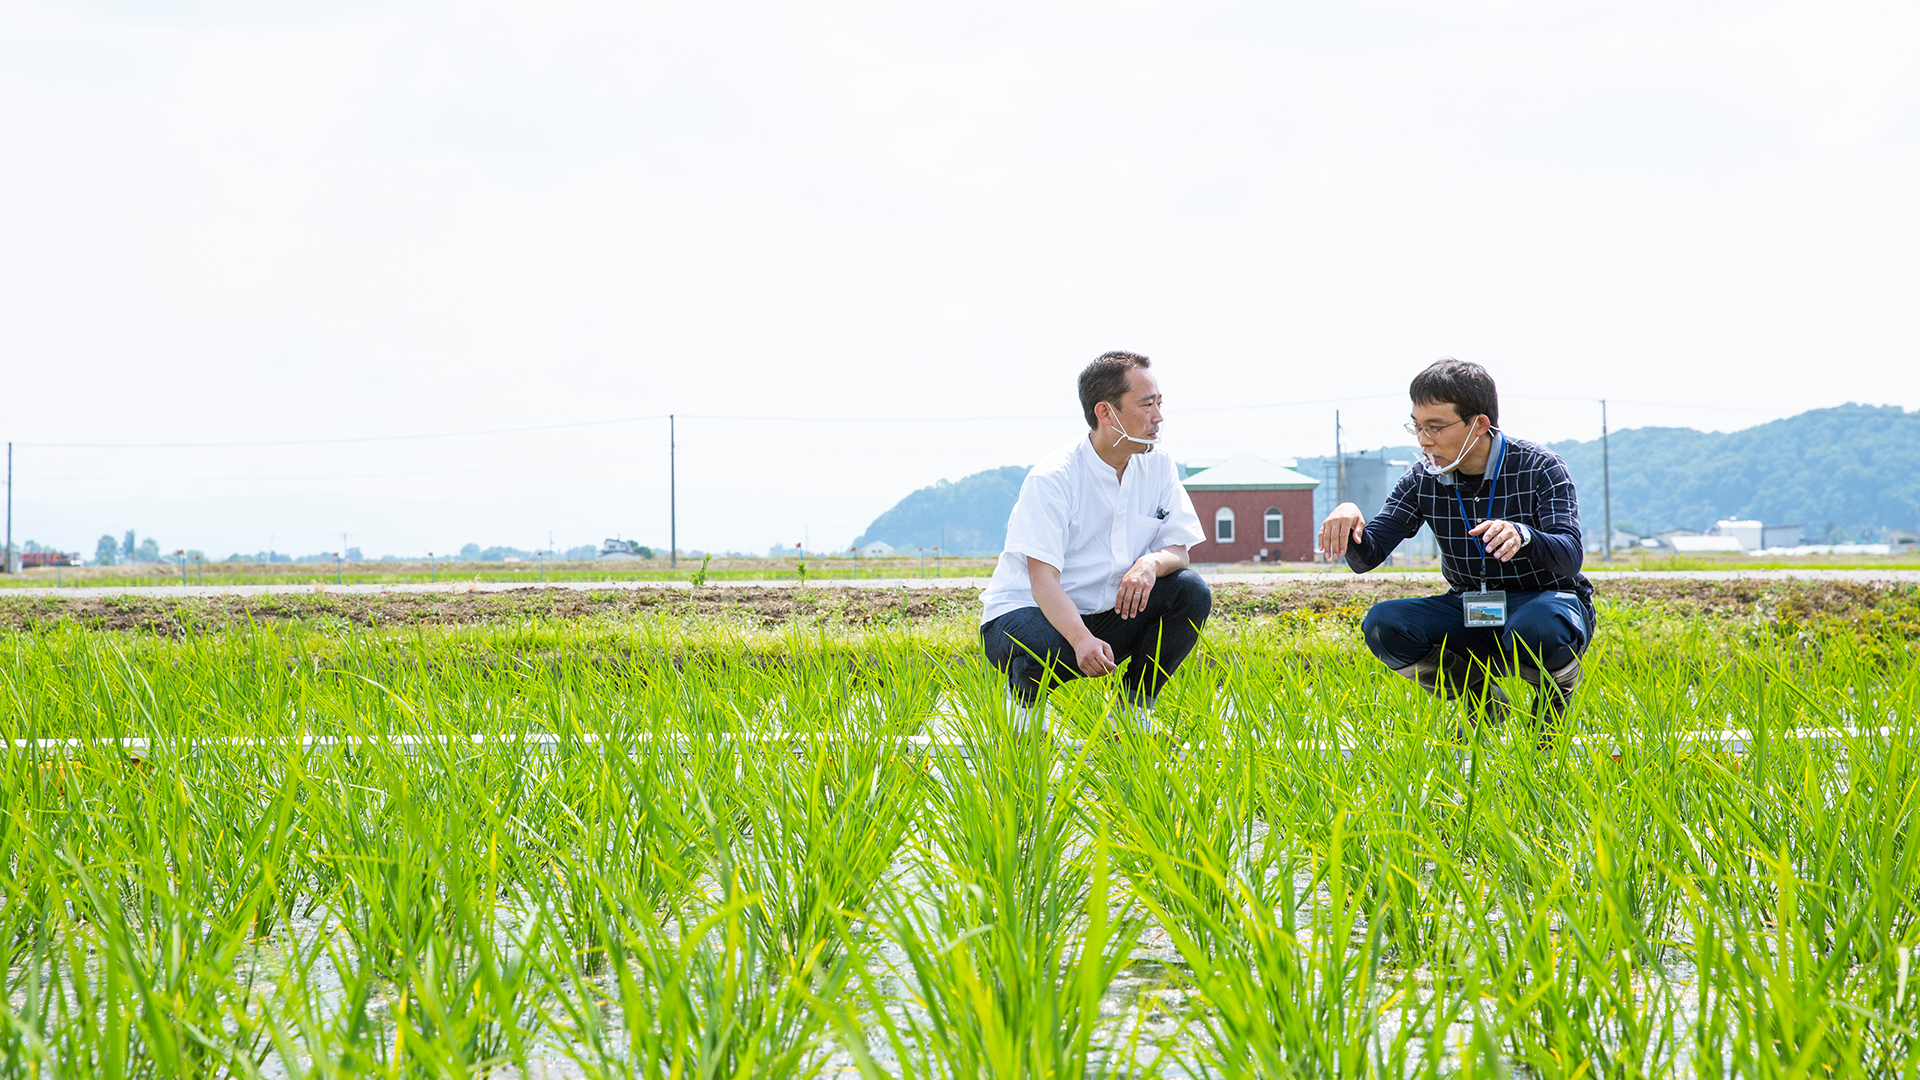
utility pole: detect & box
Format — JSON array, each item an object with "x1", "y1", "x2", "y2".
[
  {"x1": 669, "y1": 414, "x2": 677, "y2": 569},
  {"x1": 1602, "y1": 399, "x2": 1613, "y2": 562},
  {"x1": 3, "y1": 441, "x2": 11, "y2": 574},
  {"x1": 1334, "y1": 411, "x2": 1346, "y2": 506}
]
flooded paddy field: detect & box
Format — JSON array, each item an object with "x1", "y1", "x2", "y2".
[{"x1": 2, "y1": 579, "x2": 1917, "y2": 1076}]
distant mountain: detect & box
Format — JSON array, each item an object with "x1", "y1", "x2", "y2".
[
  {"x1": 865, "y1": 405, "x2": 1919, "y2": 555},
  {"x1": 1547, "y1": 404, "x2": 1920, "y2": 542},
  {"x1": 853, "y1": 465, "x2": 1031, "y2": 555}
]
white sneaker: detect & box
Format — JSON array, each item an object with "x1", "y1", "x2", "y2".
[
  {"x1": 1119, "y1": 697, "x2": 1160, "y2": 734},
  {"x1": 1006, "y1": 691, "x2": 1042, "y2": 734}
]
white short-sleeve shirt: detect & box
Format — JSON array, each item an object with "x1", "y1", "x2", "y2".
[{"x1": 980, "y1": 435, "x2": 1206, "y2": 626}]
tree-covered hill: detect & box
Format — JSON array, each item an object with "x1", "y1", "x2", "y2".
[
  {"x1": 852, "y1": 465, "x2": 1031, "y2": 555},
  {"x1": 1546, "y1": 404, "x2": 1920, "y2": 541},
  {"x1": 860, "y1": 405, "x2": 1919, "y2": 555}
]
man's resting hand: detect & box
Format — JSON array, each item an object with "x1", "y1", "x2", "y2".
[
  {"x1": 1074, "y1": 634, "x2": 1117, "y2": 678},
  {"x1": 1116, "y1": 557, "x2": 1158, "y2": 619},
  {"x1": 1469, "y1": 519, "x2": 1525, "y2": 562}
]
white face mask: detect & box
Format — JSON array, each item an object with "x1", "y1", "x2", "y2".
[
  {"x1": 1104, "y1": 410, "x2": 1158, "y2": 452},
  {"x1": 1421, "y1": 423, "x2": 1486, "y2": 477}
]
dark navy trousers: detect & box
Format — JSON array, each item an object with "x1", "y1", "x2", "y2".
[
  {"x1": 1361, "y1": 590, "x2": 1595, "y2": 674},
  {"x1": 981, "y1": 568, "x2": 1213, "y2": 705}
]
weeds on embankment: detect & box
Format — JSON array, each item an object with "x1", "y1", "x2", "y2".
[{"x1": 0, "y1": 594, "x2": 1916, "y2": 1076}]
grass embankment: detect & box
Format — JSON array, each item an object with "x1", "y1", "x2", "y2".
[{"x1": 1, "y1": 581, "x2": 1917, "y2": 1076}]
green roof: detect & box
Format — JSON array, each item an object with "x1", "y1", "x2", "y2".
[{"x1": 1180, "y1": 453, "x2": 1321, "y2": 491}]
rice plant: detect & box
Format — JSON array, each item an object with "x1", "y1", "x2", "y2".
[{"x1": 0, "y1": 594, "x2": 1915, "y2": 1077}]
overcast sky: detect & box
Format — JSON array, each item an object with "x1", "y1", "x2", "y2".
[{"x1": 3, "y1": 0, "x2": 1916, "y2": 557}]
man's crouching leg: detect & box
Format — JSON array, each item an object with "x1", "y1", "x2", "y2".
[
  {"x1": 1517, "y1": 656, "x2": 1582, "y2": 726},
  {"x1": 1361, "y1": 596, "x2": 1511, "y2": 723},
  {"x1": 1505, "y1": 592, "x2": 1594, "y2": 729},
  {"x1": 1116, "y1": 569, "x2": 1213, "y2": 732},
  {"x1": 980, "y1": 608, "x2": 1077, "y2": 733}
]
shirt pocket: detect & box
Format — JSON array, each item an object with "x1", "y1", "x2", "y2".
[{"x1": 1133, "y1": 512, "x2": 1171, "y2": 553}]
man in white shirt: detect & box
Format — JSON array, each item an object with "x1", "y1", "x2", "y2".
[{"x1": 979, "y1": 351, "x2": 1211, "y2": 728}]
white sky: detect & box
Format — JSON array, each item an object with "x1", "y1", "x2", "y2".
[{"x1": 3, "y1": 0, "x2": 1917, "y2": 557}]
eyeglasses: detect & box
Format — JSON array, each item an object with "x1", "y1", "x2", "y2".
[{"x1": 1404, "y1": 418, "x2": 1467, "y2": 438}]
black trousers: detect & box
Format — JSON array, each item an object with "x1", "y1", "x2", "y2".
[{"x1": 980, "y1": 568, "x2": 1213, "y2": 705}]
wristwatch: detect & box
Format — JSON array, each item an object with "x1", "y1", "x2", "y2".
[{"x1": 1515, "y1": 523, "x2": 1533, "y2": 548}]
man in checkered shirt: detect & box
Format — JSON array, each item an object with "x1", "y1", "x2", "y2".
[{"x1": 1318, "y1": 358, "x2": 1595, "y2": 725}]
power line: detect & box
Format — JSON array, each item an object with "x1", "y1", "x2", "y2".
[
  {"x1": 10, "y1": 395, "x2": 1451, "y2": 450},
  {"x1": 21, "y1": 415, "x2": 673, "y2": 449},
  {"x1": 1504, "y1": 394, "x2": 1779, "y2": 414},
  {"x1": 23, "y1": 460, "x2": 582, "y2": 484},
  {"x1": 9, "y1": 393, "x2": 1798, "y2": 458},
  {"x1": 18, "y1": 411, "x2": 1089, "y2": 449},
  {"x1": 1186, "y1": 393, "x2": 1402, "y2": 414}
]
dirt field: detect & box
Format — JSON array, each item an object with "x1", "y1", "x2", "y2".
[{"x1": 3, "y1": 578, "x2": 1915, "y2": 637}]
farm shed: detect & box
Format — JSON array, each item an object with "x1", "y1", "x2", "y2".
[{"x1": 1181, "y1": 454, "x2": 1320, "y2": 563}]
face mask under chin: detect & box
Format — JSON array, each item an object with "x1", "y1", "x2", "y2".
[
  {"x1": 1421, "y1": 424, "x2": 1486, "y2": 479},
  {"x1": 1106, "y1": 414, "x2": 1158, "y2": 453}
]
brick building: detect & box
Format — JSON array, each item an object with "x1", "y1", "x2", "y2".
[
  {"x1": 1180, "y1": 454, "x2": 1320, "y2": 563},
  {"x1": 21, "y1": 551, "x2": 78, "y2": 568}
]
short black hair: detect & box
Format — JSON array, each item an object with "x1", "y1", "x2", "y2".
[
  {"x1": 1078, "y1": 351, "x2": 1151, "y2": 429},
  {"x1": 1409, "y1": 357, "x2": 1498, "y2": 429}
]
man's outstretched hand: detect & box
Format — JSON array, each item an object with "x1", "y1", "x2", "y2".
[
  {"x1": 1074, "y1": 635, "x2": 1117, "y2": 677},
  {"x1": 1317, "y1": 502, "x2": 1366, "y2": 560}
]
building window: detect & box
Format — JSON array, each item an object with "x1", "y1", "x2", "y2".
[
  {"x1": 1265, "y1": 508, "x2": 1283, "y2": 543},
  {"x1": 1215, "y1": 507, "x2": 1235, "y2": 543}
]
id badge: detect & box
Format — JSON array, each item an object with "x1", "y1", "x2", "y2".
[{"x1": 1462, "y1": 590, "x2": 1508, "y2": 627}]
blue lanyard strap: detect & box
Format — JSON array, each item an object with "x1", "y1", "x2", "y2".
[{"x1": 1451, "y1": 433, "x2": 1505, "y2": 586}]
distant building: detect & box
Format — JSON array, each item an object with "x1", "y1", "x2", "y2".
[
  {"x1": 21, "y1": 552, "x2": 78, "y2": 568},
  {"x1": 1700, "y1": 520, "x2": 1807, "y2": 553},
  {"x1": 1761, "y1": 524, "x2": 1804, "y2": 549},
  {"x1": 1711, "y1": 520, "x2": 1765, "y2": 552},
  {"x1": 1181, "y1": 454, "x2": 1320, "y2": 563},
  {"x1": 1671, "y1": 535, "x2": 1745, "y2": 553},
  {"x1": 1604, "y1": 529, "x2": 1643, "y2": 552},
  {"x1": 858, "y1": 541, "x2": 894, "y2": 557},
  {"x1": 599, "y1": 538, "x2": 645, "y2": 561}
]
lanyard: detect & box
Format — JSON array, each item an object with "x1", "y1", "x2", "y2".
[{"x1": 1451, "y1": 432, "x2": 1506, "y2": 590}]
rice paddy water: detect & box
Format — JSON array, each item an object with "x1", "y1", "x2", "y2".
[{"x1": 1, "y1": 586, "x2": 1917, "y2": 1077}]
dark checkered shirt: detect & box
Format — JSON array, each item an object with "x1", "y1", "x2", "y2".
[{"x1": 1346, "y1": 433, "x2": 1593, "y2": 602}]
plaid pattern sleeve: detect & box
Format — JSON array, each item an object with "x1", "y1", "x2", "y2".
[
  {"x1": 1347, "y1": 434, "x2": 1592, "y2": 601},
  {"x1": 1524, "y1": 443, "x2": 1587, "y2": 580}
]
